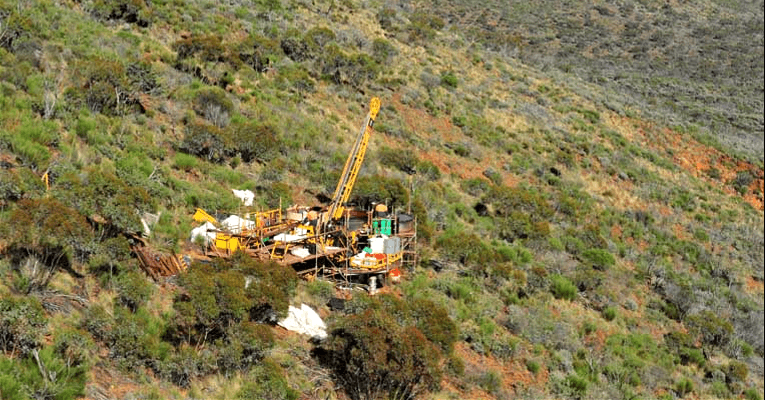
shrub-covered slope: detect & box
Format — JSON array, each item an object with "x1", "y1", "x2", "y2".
[{"x1": 0, "y1": 0, "x2": 763, "y2": 399}]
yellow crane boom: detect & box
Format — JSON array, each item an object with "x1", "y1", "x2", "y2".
[{"x1": 325, "y1": 97, "x2": 381, "y2": 224}]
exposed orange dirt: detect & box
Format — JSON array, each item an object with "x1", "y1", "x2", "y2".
[
  {"x1": 451, "y1": 342, "x2": 548, "y2": 398},
  {"x1": 745, "y1": 276, "x2": 764, "y2": 294},
  {"x1": 389, "y1": 94, "x2": 519, "y2": 188},
  {"x1": 608, "y1": 115, "x2": 764, "y2": 212}
]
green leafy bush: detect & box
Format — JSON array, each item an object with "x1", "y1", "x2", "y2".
[
  {"x1": 0, "y1": 295, "x2": 46, "y2": 355},
  {"x1": 66, "y1": 57, "x2": 136, "y2": 116},
  {"x1": 0, "y1": 345, "x2": 87, "y2": 400},
  {"x1": 53, "y1": 166, "x2": 153, "y2": 233},
  {"x1": 171, "y1": 253, "x2": 297, "y2": 349},
  {"x1": 179, "y1": 122, "x2": 228, "y2": 163},
  {"x1": 440, "y1": 72, "x2": 458, "y2": 89},
  {"x1": 193, "y1": 87, "x2": 234, "y2": 128},
  {"x1": 550, "y1": 274, "x2": 577, "y2": 301},
  {"x1": 565, "y1": 374, "x2": 588, "y2": 397},
  {"x1": 173, "y1": 153, "x2": 199, "y2": 171},
  {"x1": 317, "y1": 308, "x2": 443, "y2": 400},
  {"x1": 90, "y1": 0, "x2": 152, "y2": 26},
  {"x1": 371, "y1": 38, "x2": 397, "y2": 63},
  {"x1": 675, "y1": 377, "x2": 694, "y2": 397},
  {"x1": 484, "y1": 185, "x2": 553, "y2": 242},
  {"x1": 602, "y1": 306, "x2": 617, "y2": 321},
  {"x1": 227, "y1": 122, "x2": 281, "y2": 164},
  {"x1": 744, "y1": 388, "x2": 762, "y2": 400},
  {"x1": 526, "y1": 359, "x2": 541, "y2": 374},
  {"x1": 236, "y1": 357, "x2": 299, "y2": 400},
  {"x1": 116, "y1": 270, "x2": 154, "y2": 312},
  {"x1": 238, "y1": 34, "x2": 282, "y2": 72},
  {"x1": 580, "y1": 248, "x2": 615, "y2": 270},
  {"x1": 685, "y1": 310, "x2": 733, "y2": 350}
]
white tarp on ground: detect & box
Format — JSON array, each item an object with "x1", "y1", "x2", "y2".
[
  {"x1": 232, "y1": 189, "x2": 255, "y2": 206},
  {"x1": 278, "y1": 304, "x2": 327, "y2": 339},
  {"x1": 190, "y1": 221, "x2": 217, "y2": 245},
  {"x1": 220, "y1": 215, "x2": 256, "y2": 234}
]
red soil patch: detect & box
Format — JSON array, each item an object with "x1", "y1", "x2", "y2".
[
  {"x1": 672, "y1": 223, "x2": 689, "y2": 240},
  {"x1": 389, "y1": 94, "x2": 519, "y2": 188},
  {"x1": 84, "y1": 365, "x2": 145, "y2": 400},
  {"x1": 745, "y1": 276, "x2": 764, "y2": 294},
  {"x1": 451, "y1": 342, "x2": 548, "y2": 398},
  {"x1": 611, "y1": 224, "x2": 623, "y2": 241},
  {"x1": 608, "y1": 115, "x2": 764, "y2": 211}
]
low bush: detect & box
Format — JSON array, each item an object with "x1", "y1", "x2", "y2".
[
  {"x1": 236, "y1": 357, "x2": 299, "y2": 400},
  {"x1": 550, "y1": 274, "x2": 577, "y2": 301},
  {"x1": 685, "y1": 310, "x2": 733, "y2": 350},
  {"x1": 580, "y1": 248, "x2": 615, "y2": 270},
  {"x1": 526, "y1": 359, "x2": 541, "y2": 374},
  {"x1": 602, "y1": 306, "x2": 617, "y2": 321},
  {"x1": 173, "y1": 153, "x2": 199, "y2": 171},
  {"x1": 675, "y1": 377, "x2": 694, "y2": 397},
  {"x1": 316, "y1": 308, "x2": 443, "y2": 400},
  {"x1": 0, "y1": 295, "x2": 46, "y2": 355}
]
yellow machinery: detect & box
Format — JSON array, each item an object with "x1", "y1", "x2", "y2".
[{"x1": 321, "y1": 97, "x2": 381, "y2": 233}]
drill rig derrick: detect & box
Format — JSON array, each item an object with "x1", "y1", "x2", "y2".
[{"x1": 318, "y1": 97, "x2": 381, "y2": 236}]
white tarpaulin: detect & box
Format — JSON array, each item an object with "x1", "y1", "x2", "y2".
[
  {"x1": 278, "y1": 304, "x2": 327, "y2": 339},
  {"x1": 272, "y1": 233, "x2": 308, "y2": 243},
  {"x1": 290, "y1": 247, "x2": 310, "y2": 258},
  {"x1": 190, "y1": 221, "x2": 217, "y2": 245},
  {"x1": 220, "y1": 215, "x2": 255, "y2": 234},
  {"x1": 232, "y1": 189, "x2": 255, "y2": 206}
]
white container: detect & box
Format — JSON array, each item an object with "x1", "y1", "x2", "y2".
[{"x1": 369, "y1": 237, "x2": 385, "y2": 254}]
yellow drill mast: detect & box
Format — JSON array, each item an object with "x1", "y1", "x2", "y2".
[{"x1": 323, "y1": 97, "x2": 381, "y2": 229}]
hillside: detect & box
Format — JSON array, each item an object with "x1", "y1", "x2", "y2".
[{"x1": 0, "y1": 0, "x2": 763, "y2": 399}]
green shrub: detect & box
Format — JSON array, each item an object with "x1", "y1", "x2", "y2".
[
  {"x1": 171, "y1": 253, "x2": 297, "y2": 348},
  {"x1": 179, "y1": 122, "x2": 228, "y2": 163},
  {"x1": 318, "y1": 309, "x2": 443, "y2": 400},
  {"x1": 526, "y1": 359, "x2": 541, "y2": 375},
  {"x1": 744, "y1": 388, "x2": 762, "y2": 400},
  {"x1": 67, "y1": 57, "x2": 136, "y2": 116},
  {"x1": 4, "y1": 133, "x2": 51, "y2": 169},
  {"x1": 52, "y1": 166, "x2": 152, "y2": 233},
  {"x1": 0, "y1": 166, "x2": 45, "y2": 202},
  {"x1": 580, "y1": 320, "x2": 597, "y2": 336},
  {"x1": 581, "y1": 248, "x2": 615, "y2": 270},
  {"x1": 0, "y1": 296, "x2": 46, "y2": 355},
  {"x1": 565, "y1": 374, "x2": 588, "y2": 396},
  {"x1": 726, "y1": 360, "x2": 748, "y2": 383},
  {"x1": 115, "y1": 270, "x2": 154, "y2": 312},
  {"x1": 193, "y1": 87, "x2": 234, "y2": 128},
  {"x1": 0, "y1": 345, "x2": 87, "y2": 400},
  {"x1": 461, "y1": 178, "x2": 490, "y2": 197},
  {"x1": 304, "y1": 26, "x2": 336, "y2": 50},
  {"x1": 306, "y1": 279, "x2": 335, "y2": 305},
  {"x1": 484, "y1": 185, "x2": 553, "y2": 242},
  {"x1": 239, "y1": 34, "x2": 282, "y2": 72},
  {"x1": 678, "y1": 347, "x2": 705, "y2": 367},
  {"x1": 440, "y1": 72, "x2": 458, "y2": 88},
  {"x1": 236, "y1": 358, "x2": 298, "y2": 400},
  {"x1": 407, "y1": 11, "x2": 444, "y2": 42},
  {"x1": 476, "y1": 370, "x2": 502, "y2": 394},
  {"x1": 173, "y1": 153, "x2": 199, "y2": 171},
  {"x1": 90, "y1": 0, "x2": 152, "y2": 26},
  {"x1": 685, "y1": 310, "x2": 733, "y2": 349},
  {"x1": 675, "y1": 378, "x2": 693, "y2": 397},
  {"x1": 550, "y1": 274, "x2": 577, "y2": 301},
  {"x1": 602, "y1": 306, "x2": 617, "y2": 321},
  {"x1": 371, "y1": 38, "x2": 397, "y2": 63}
]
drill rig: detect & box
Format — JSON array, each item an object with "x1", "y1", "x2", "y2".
[{"x1": 134, "y1": 98, "x2": 415, "y2": 289}]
